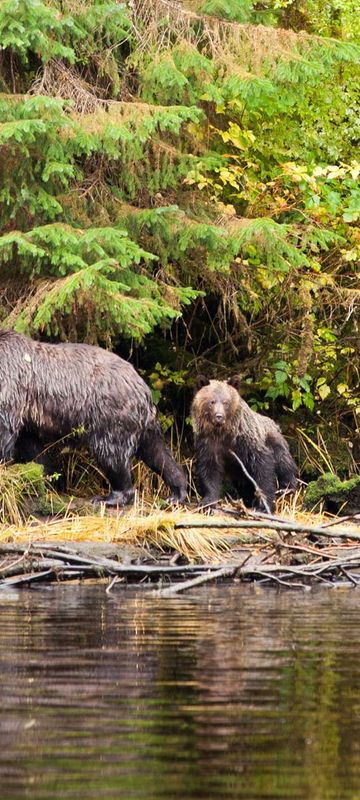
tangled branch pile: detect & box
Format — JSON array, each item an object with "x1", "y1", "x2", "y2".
[{"x1": 1, "y1": 506, "x2": 360, "y2": 590}]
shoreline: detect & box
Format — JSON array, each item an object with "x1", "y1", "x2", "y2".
[{"x1": 0, "y1": 505, "x2": 360, "y2": 592}]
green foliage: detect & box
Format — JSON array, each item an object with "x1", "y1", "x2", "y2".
[
  {"x1": 72, "y1": 2, "x2": 131, "y2": 50},
  {"x1": 0, "y1": 0, "x2": 359, "y2": 471},
  {"x1": 273, "y1": 0, "x2": 360, "y2": 40},
  {"x1": 0, "y1": 96, "x2": 75, "y2": 224},
  {"x1": 201, "y1": 0, "x2": 252, "y2": 22},
  {"x1": 0, "y1": 0, "x2": 76, "y2": 64},
  {"x1": 200, "y1": 0, "x2": 278, "y2": 25},
  {"x1": 0, "y1": 223, "x2": 199, "y2": 340},
  {"x1": 0, "y1": 89, "x2": 202, "y2": 340},
  {"x1": 140, "y1": 45, "x2": 213, "y2": 106}
]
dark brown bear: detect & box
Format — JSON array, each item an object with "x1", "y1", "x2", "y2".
[
  {"x1": 191, "y1": 376, "x2": 297, "y2": 512},
  {"x1": 0, "y1": 330, "x2": 186, "y2": 506}
]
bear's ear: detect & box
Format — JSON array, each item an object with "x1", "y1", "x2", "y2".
[
  {"x1": 195, "y1": 374, "x2": 210, "y2": 391},
  {"x1": 227, "y1": 375, "x2": 242, "y2": 392}
]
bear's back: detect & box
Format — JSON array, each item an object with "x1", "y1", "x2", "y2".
[{"x1": 0, "y1": 330, "x2": 154, "y2": 433}]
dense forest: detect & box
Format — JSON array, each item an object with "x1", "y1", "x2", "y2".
[{"x1": 0, "y1": 0, "x2": 359, "y2": 479}]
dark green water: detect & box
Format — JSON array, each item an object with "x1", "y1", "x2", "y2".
[{"x1": 0, "y1": 583, "x2": 360, "y2": 799}]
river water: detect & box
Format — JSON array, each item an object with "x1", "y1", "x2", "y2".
[{"x1": 0, "y1": 583, "x2": 359, "y2": 799}]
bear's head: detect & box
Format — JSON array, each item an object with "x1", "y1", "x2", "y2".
[{"x1": 191, "y1": 376, "x2": 242, "y2": 436}]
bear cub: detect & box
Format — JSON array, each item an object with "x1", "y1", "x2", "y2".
[{"x1": 191, "y1": 376, "x2": 297, "y2": 512}]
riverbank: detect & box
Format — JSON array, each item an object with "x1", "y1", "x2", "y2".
[{"x1": 0, "y1": 503, "x2": 360, "y2": 592}]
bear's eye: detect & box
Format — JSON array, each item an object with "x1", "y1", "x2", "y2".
[{"x1": 209, "y1": 400, "x2": 215, "y2": 407}]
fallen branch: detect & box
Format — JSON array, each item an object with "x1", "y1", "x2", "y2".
[
  {"x1": 0, "y1": 557, "x2": 68, "y2": 579},
  {"x1": 222, "y1": 506, "x2": 291, "y2": 524},
  {"x1": 0, "y1": 549, "x2": 358, "y2": 589},
  {"x1": 175, "y1": 518, "x2": 360, "y2": 541},
  {"x1": 1, "y1": 569, "x2": 55, "y2": 586},
  {"x1": 106, "y1": 575, "x2": 122, "y2": 594},
  {"x1": 0, "y1": 544, "x2": 238, "y2": 578},
  {"x1": 156, "y1": 554, "x2": 360, "y2": 594},
  {"x1": 202, "y1": 504, "x2": 360, "y2": 536}
]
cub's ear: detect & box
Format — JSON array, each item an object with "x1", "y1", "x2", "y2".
[
  {"x1": 195, "y1": 374, "x2": 210, "y2": 391},
  {"x1": 227, "y1": 375, "x2": 242, "y2": 392}
]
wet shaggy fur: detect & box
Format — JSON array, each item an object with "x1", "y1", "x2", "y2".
[
  {"x1": 0, "y1": 330, "x2": 187, "y2": 506},
  {"x1": 191, "y1": 376, "x2": 297, "y2": 512}
]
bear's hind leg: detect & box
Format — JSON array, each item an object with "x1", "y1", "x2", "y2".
[
  {"x1": 137, "y1": 425, "x2": 187, "y2": 503},
  {"x1": 87, "y1": 429, "x2": 136, "y2": 507}
]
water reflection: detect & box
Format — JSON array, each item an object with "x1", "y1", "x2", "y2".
[{"x1": 0, "y1": 584, "x2": 360, "y2": 799}]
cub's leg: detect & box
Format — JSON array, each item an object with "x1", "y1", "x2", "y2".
[
  {"x1": 194, "y1": 440, "x2": 223, "y2": 509},
  {"x1": 251, "y1": 451, "x2": 278, "y2": 513}
]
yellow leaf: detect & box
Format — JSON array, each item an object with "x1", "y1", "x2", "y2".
[
  {"x1": 318, "y1": 383, "x2": 331, "y2": 400},
  {"x1": 337, "y1": 383, "x2": 348, "y2": 396}
]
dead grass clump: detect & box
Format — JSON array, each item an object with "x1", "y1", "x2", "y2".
[{"x1": 0, "y1": 507, "x2": 239, "y2": 562}]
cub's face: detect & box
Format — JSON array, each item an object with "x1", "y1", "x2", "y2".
[{"x1": 191, "y1": 380, "x2": 241, "y2": 435}]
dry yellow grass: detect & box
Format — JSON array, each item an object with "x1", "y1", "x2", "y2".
[{"x1": 0, "y1": 507, "x2": 243, "y2": 562}]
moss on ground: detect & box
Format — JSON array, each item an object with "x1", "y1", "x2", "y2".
[
  {"x1": 0, "y1": 462, "x2": 46, "y2": 524},
  {"x1": 304, "y1": 472, "x2": 360, "y2": 514}
]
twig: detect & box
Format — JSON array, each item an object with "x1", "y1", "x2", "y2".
[
  {"x1": 223, "y1": 506, "x2": 287, "y2": 524},
  {"x1": 229, "y1": 450, "x2": 272, "y2": 515},
  {"x1": 157, "y1": 565, "x2": 239, "y2": 596},
  {"x1": 339, "y1": 566, "x2": 359, "y2": 587},
  {"x1": 106, "y1": 575, "x2": 120, "y2": 594},
  {"x1": 255, "y1": 571, "x2": 308, "y2": 590},
  {"x1": 321, "y1": 514, "x2": 360, "y2": 528},
  {"x1": 311, "y1": 573, "x2": 335, "y2": 586},
  {"x1": 0, "y1": 551, "x2": 28, "y2": 573},
  {"x1": 157, "y1": 552, "x2": 257, "y2": 596},
  {"x1": 277, "y1": 541, "x2": 336, "y2": 558},
  {"x1": 308, "y1": 556, "x2": 360, "y2": 575}
]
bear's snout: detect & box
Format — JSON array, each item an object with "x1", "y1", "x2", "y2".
[{"x1": 215, "y1": 413, "x2": 224, "y2": 424}]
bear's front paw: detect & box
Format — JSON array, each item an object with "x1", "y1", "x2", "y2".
[
  {"x1": 92, "y1": 489, "x2": 135, "y2": 507},
  {"x1": 198, "y1": 497, "x2": 220, "y2": 514},
  {"x1": 166, "y1": 491, "x2": 188, "y2": 506}
]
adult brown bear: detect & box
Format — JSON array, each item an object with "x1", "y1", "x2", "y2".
[
  {"x1": 0, "y1": 330, "x2": 187, "y2": 506},
  {"x1": 191, "y1": 376, "x2": 297, "y2": 512}
]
